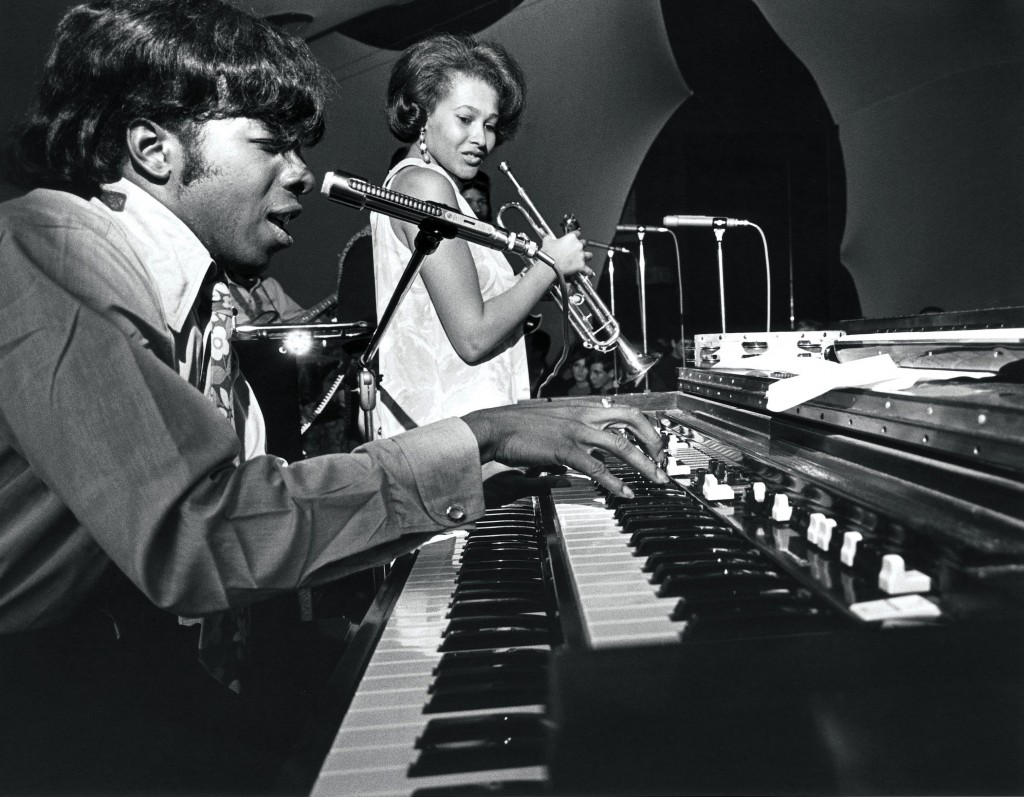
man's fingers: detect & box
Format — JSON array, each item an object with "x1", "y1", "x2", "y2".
[
  {"x1": 559, "y1": 447, "x2": 632, "y2": 499},
  {"x1": 593, "y1": 424, "x2": 670, "y2": 485},
  {"x1": 554, "y1": 422, "x2": 668, "y2": 494},
  {"x1": 559, "y1": 404, "x2": 665, "y2": 465}
]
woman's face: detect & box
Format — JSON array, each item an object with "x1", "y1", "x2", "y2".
[
  {"x1": 462, "y1": 186, "x2": 490, "y2": 220},
  {"x1": 423, "y1": 72, "x2": 499, "y2": 181},
  {"x1": 571, "y1": 357, "x2": 589, "y2": 383}
]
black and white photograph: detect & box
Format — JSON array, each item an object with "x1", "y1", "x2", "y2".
[{"x1": 1, "y1": 1, "x2": 1023, "y2": 795}]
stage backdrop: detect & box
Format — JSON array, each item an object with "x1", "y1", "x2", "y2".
[{"x1": 753, "y1": 0, "x2": 1024, "y2": 317}]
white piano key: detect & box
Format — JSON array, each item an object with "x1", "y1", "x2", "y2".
[{"x1": 553, "y1": 486, "x2": 688, "y2": 648}]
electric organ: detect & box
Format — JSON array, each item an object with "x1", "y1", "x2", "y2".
[{"x1": 294, "y1": 310, "x2": 1024, "y2": 796}]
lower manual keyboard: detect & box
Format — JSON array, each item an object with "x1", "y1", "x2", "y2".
[{"x1": 311, "y1": 504, "x2": 553, "y2": 797}]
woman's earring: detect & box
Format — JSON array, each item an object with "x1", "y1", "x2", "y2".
[{"x1": 419, "y1": 127, "x2": 431, "y2": 164}]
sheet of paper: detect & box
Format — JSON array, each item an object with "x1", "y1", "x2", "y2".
[{"x1": 762, "y1": 354, "x2": 900, "y2": 411}]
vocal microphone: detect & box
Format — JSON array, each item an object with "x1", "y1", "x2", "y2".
[
  {"x1": 321, "y1": 170, "x2": 554, "y2": 265},
  {"x1": 662, "y1": 215, "x2": 751, "y2": 228},
  {"x1": 615, "y1": 224, "x2": 671, "y2": 234}
]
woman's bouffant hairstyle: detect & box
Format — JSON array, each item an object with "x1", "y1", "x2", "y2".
[
  {"x1": 2, "y1": 0, "x2": 333, "y2": 192},
  {"x1": 386, "y1": 33, "x2": 525, "y2": 146}
]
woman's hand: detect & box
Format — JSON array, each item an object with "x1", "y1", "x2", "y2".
[{"x1": 539, "y1": 231, "x2": 593, "y2": 281}]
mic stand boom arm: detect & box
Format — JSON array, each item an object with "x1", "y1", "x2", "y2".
[{"x1": 357, "y1": 220, "x2": 452, "y2": 441}]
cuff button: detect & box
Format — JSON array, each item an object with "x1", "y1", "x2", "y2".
[{"x1": 445, "y1": 504, "x2": 467, "y2": 522}]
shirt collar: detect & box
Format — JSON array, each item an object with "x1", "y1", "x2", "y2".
[{"x1": 95, "y1": 178, "x2": 214, "y2": 332}]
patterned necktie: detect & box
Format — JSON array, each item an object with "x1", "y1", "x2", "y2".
[{"x1": 195, "y1": 277, "x2": 251, "y2": 694}]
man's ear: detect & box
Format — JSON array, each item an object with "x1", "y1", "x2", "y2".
[{"x1": 125, "y1": 119, "x2": 176, "y2": 183}]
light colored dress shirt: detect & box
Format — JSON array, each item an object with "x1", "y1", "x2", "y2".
[
  {"x1": 371, "y1": 159, "x2": 530, "y2": 439},
  {"x1": 0, "y1": 183, "x2": 485, "y2": 632}
]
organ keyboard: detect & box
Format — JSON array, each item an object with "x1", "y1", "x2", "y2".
[
  {"x1": 307, "y1": 502, "x2": 553, "y2": 797},
  {"x1": 302, "y1": 315, "x2": 1024, "y2": 796}
]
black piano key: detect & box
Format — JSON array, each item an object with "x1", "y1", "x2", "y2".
[
  {"x1": 652, "y1": 562, "x2": 781, "y2": 586},
  {"x1": 451, "y1": 584, "x2": 547, "y2": 602},
  {"x1": 606, "y1": 492, "x2": 689, "y2": 509},
  {"x1": 447, "y1": 597, "x2": 549, "y2": 618},
  {"x1": 438, "y1": 628, "x2": 553, "y2": 652},
  {"x1": 407, "y1": 736, "x2": 545, "y2": 777},
  {"x1": 645, "y1": 552, "x2": 768, "y2": 577},
  {"x1": 616, "y1": 502, "x2": 705, "y2": 518},
  {"x1": 632, "y1": 535, "x2": 746, "y2": 555},
  {"x1": 430, "y1": 666, "x2": 547, "y2": 694},
  {"x1": 643, "y1": 549, "x2": 763, "y2": 572},
  {"x1": 456, "y1": 572, "x2": 544, "y2": 586},
  {"x1": 457, "y1": 561, "x2": 541, "y2": 577},
  {"x1": 411, "y1": 781, "x2": 549, "y2": 797},
  {"x1": 459, "y1": 549, "x2": 541, "y2": 564},
  {"x1": 443, "y1": 615, "x2": 552, "y2": 636},
  {"x1": 617, "y1": 510, "x2": 718, "y2": 528},
  {"x1": 647, "y1": 553, "x2": 774, "y2": 581},
  {"x1": 471, "y1": 522, "x2": 537, "y2": 529},
  {"x1": 657, "y1": 570, "x2": 791, "y2": 598},
  {"x1": 428, "y1": 655, "x2": 548, "y2": 684},
  {"x1": 416, "y1": 712, "x2": 546, "y2": 747},
  {"x1": 467, "y1": 525, "x2": 539, "y2": 536},
  {"x1": 461, "y1": 539, "x2": 540, "y2": 550},
  {"x1": 623, "y1": 519, "x2": 733, "y2": 536},
  {"x1": 433, "y1": 648, "x2": 550, "y2": 675},
  {"x1": 423, "y1": 681, "x2": 547, "y2": 713}
]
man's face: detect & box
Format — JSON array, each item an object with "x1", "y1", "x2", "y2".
[
  {"x1": 171, "y1": 117, "x2": 314, "y2": 275},
  {"x1": 589, "y1": 362, "x2": 613, "y2": 390}
]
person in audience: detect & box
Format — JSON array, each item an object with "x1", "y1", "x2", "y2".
[
  {"x1": 567, "y1": 349, "x2": 596, "y2": 395},
  {"x1": 0, "y1": 2, "x2": 666, "y2": 792},
  {"x1": 461, "y1": 170, "x2": 493, "y2": 222},
  {"x1": 589, "y1": 351, "x2": 618, "y2": 395}
]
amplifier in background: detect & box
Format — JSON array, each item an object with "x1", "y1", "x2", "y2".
[{"x1": 694, "y1": 330, "x2": 844, "y2": 368}]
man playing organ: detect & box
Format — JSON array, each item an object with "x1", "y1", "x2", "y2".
[{"x1": 0, "y1": 1, "x2": 667, "y2": 792}]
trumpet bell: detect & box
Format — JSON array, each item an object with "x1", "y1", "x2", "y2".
[{"x1": 615, "y1": 340, "x2": 661, "y2": 384}]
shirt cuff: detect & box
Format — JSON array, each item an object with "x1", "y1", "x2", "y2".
[{"x1": 386, "y1": 417, "x2": 485, "y2": 529}]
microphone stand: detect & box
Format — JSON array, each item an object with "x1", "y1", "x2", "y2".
[
  {"x1": 637, "y1": 227, "x2": 650, "y2": 393},
  {"x1": 714, "y1": 224, "x2": 727, "y2": 333},
  {"x1": 606, "y1": 248, "x2": 618, "y2": 392},
  {"x1": 358, "y1": 219, "x2": 453, "y2": 440}
]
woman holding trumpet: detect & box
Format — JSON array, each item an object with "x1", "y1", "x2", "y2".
[{"x1": 371, "y1": 33, "x2": 591, "y2": 440}]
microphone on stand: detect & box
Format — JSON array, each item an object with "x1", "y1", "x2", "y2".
[
  {"x1": 615, "y1": 224, "x2": 672, "y2": 234},
  {"x1": 662, "y1": 215, "x2": 751, "y2": 228},
  {"x1": 321, "y1": 170, "x2": 554, "y2": 265}
]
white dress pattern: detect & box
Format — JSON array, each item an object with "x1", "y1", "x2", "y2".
[{"x1": 371, "y1": 159, "x2": 530, "y2": 439}]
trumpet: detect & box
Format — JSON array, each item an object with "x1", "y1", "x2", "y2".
[{"x1": 496, "y1": 161, "x2": 659, "y2": 384}]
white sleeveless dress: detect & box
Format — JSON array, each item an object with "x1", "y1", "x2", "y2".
[{"x1": 371, "y1": 159, "x2": 530, "y2": 439}]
